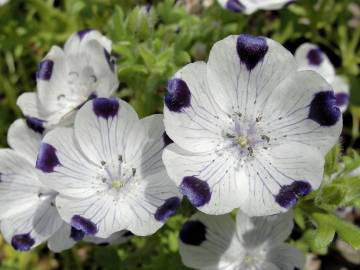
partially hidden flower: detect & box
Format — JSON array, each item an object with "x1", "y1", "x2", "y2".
[
  {"x1": 217, "y1": 0, "x2": 294, "y2": 14},
  {"x1": 179, "y1": 210, "x2": 304, "y2": 270},
  {"x1": 163, "y1": 34, "x2": 342, "y2": 216},
  {"x1": 17, "y1": 29, "x2": 119, "y2": 129},
  {"x1": 295, "y1": 43, "x2": 350, "y2": 112},
  {"x1": 36, "y1": 97, "x2": 181, "y2": 238}
]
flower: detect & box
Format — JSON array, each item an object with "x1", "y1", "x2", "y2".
[
  {"x1": 0, "y1": 119, "x2": 75, "y2": 252},
  {"x1": 36, "y1": 97, "x2": 181, "y2": 238},
  {"x1": 178, "y1": 210, "x2": 304, "y2": 270},
  {"x1": 17, "y1": 29, "x2": 119, "y2": 129},
  {"x1": 217, "y1": 0, "x2": 294, "y2": 14},
  {"x1": 0, "y1": 0, "x2": 9, "y2": 6},
  {"x1": 295, "y1": 43, "x2": 350, "y2": 112},
  {"x1": 162, "y1": 34, "x2": 342, "y2": 216}
]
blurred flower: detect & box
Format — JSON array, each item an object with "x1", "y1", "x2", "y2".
[
  {"x1": 178, "y1": 210, "x2": 304, "y2": 270},
  {"x1": 295, "y1": 43, "x2": 350, "y2": 112},
  {"x1": 217, "y1": 0, "x2": 294, "y2": 14},
  {"x1": 36, "y1": 97, "x2": 181, "y2": 238},
  {"x1": 163, "y1": 34, "x2": 342, "y2": 216},
  {"x1": 17, "y1": 30, "x2": 119, "y2": 129},
  {"x1": 0, "y1": 0, "x2": 9, "y2": 6}
]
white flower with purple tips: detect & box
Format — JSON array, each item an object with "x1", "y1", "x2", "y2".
[
  {"x1": 163, "y1": 34, "x2": 342, "y2": 216},
  {"x1": 17, "y1": 29, "x2": 119, "y2": 129},
  {"x1": 295, "y1": 43, "x2": 350, "y2": 112},
  {"x1": 178, "y1": 210, "x2": 304, "y2": 270},
  {"x1": 36, "y1": 97, "x2": 181, "y2": 238},
  {"x1": 218, "y1": 0, "x2": 295, "y2": 14}
]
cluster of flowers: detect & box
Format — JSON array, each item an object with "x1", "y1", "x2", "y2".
[{"x1": 0, "y1": 28, "x2": 344, "y2": 269}]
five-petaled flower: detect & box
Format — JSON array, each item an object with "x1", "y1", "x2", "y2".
[
  {"x1": 163, "y1": 34, "x2": 342, "y2": 216},
  {"x1": 17, "y1": 29, "x2": 119, "y2": 129},
  {"x1": 295, "y1": 43, "x2": 350, "y2": 112},
  {"x1": 36, "y1": 97, "x2": 181, "y2": 238},
  {"x1": 178, "y1": 210, "x2": 304, "y2": 270},
  {"x1": 218, "y1": 0, "x2": 295, "y2": 14}
]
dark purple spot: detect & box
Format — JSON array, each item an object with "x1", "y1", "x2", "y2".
[
  {"x1": 180, "y1": 176, "x2": 211, "y2": 207},
  {"x1": 104, "y1": 49, "x2": 116, "y2": 73},
  {"x1": 36, "y1": 143, "x2": 61, "y2": 173},
  {"x1": 164, "y1": 78, "x2": 191, "y2": 112},
  {"x1": 179, "y1": 220, "x2": 206, "y2": 246},
  {"x1": 335, "y1": 92, "x2": 349, "y2": 107},
  {"x1": 162, "y1": 132, "x2": 174, "y2": 147},
  {"x1": 145, "y1": 3, "x2": 152, "y2": 13},
  {"x1": 291, "y1": 181, "x2": 312, "y2": 197},
  {"x1": 275, "y1": 181, "x2": 312, "y2": 208},
  {"x1": 92, "y1": 98, "x2": 119, "y2": 119},
  {"x1": 309, "y1": 91, "x2": 341, "y2": 126},
  {"x1": 155, "y1": 197, "x2": 181, "y2": 222},
  {"x1": 77, "y1": 29, "x2": 93, "y2": 40},
  {"x1": 70, "y1": 226, "x2": 85, "y2": 241},
  {"x1": 25, "y1": 116, "x2": 45, "y2": 134},
  {"x1": 236, "y1": 34, "x2": 268, "y2": 71},
  {"x1": 11, "y1": 233, "x2": 35, "y2": 251},
  {"x1": 226, "y1": 0, "x2": 245, "y2": 12},
  {"x1": 71, "y1": 215, "x2": 98, "y2": 236},
  {"x1": 307, "y1": 48, "x2": 323, "y2": 66},
  {"x1": 123, "y1": 230, "x2": 134, "y2": 237},
  {"x1": 36, "y1": 59, "x2": 54, "y2": 80}
]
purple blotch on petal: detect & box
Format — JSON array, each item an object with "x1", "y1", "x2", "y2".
[
  {"x1": 236, "y1": 34, "x2": 268, "y2": 71},
  {"x1": 335, "y1": 92, "x2": 349, "y2": 107},
  {"x1": 180, "y1": 176, "x2": 211, "y2": 207},
  {"x1": 179, "y1": 220, "x2": 206, "y2": 246},
  {"x1": 77, "y1": 29, "x2": 93, "y2": 40},
  {"x1": 275, "y1": 187, "x2": 297, "y2": 209},
  {"x1": 11, "y1": 233, "x2": 35, "y2": 251},
  {"x1": 307, "y1": 48, "x2": 323, "y2": 66},
  {"x1": 164, "y1": 78, "x2": 191, "y2": 112},
  {"x1": 36, "y1": 143, "x2": 61, "y2": 173},
  {"x1": 162, "y1": 131, "x2": 174, "y2": 147},
  {"x1": 71, "y1": 215, "x2": 98, "y2": 236},
  {"x1": 36, "y1": 59, "x2": 54, "y2": 80},
  {"x1": 226, "y1": 0, "x2": 245, "y2": 12},
  {"x1": 92, "y1": 97, "x2": 119, "y2": 119},
  {"x1": 25, "y1": 116, "x2": 45, "y2": 134},
  {"x1": 291, "y1": 181, "x2": 312, "y2": 197},
  {"x1": 70, "y1": 226, "x2": 85, "y2": 241},
  {"x1": 155, "y1": 197, "x2": 181, "y2": 222},
  {"x1": 104, "y1": 49, "x2": 116, "y2": 73},
  {"x1": 309, "y1": 91, "x2": 341, "y2": 126}
]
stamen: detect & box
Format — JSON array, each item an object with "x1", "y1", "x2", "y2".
[
  {"x1": 112, "y1": 180, "x2": 123, "y2": 189},
  {"x1": 238, "y1": 136, "x2": 248, "y2": 147}
]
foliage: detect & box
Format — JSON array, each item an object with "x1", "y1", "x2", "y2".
[{"x1": 0, "y1": 0, "x2": 359, "y2": 269}]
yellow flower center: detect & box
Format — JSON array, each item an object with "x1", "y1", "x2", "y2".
[
  {"x1": 111, "y1": 180, "x2": 123, "y2": 189},
  {"x1": 238, "y1": 136, "x2": 248, "y2": 147}
]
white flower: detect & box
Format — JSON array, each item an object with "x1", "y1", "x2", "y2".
[
  {"x1": 0, "y1": 0, "x2": 9, "y2": 6},
  {"x1": 17, "y1": 29, "x2": 119, "y2": 129},
  {"x1": 36, "y1": 97, "x2": 181, "y2": 238},
  {"x1": 217, "y1": 0, "x2": 294, "y2": 14},
  {"x1": 0, "y1": 119, "x2": 75, "y2": 252},
  {"x1": 179, "y1": 210, "x2": 304, "y2": 270},
  {"x1": 162, "y1": 34, "x2": 342, "y2": 216},
  {"x1": 295, "y1": 43, "x2": 350, "y2": 112}
]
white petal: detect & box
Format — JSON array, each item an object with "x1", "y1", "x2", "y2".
[
  {"x1": 7, "y1": 119, "x2": 42, "y2": 165},
  {"x1": 1, "y1": 199, "x2": 63, "y2": 251},
  {"x1": 164, "y1": 61, "x2": 229, "y2": 153},
  {"x1": 261, "y1": 70, "x2": 342, "y2": 155},
  {"x1": 207, "y1": 35, "x2": 297, "y2": 121},
  {"x1": 0, "y1": 149, "x2": 42, "y2": 219},
  {"x1": 240, "y1": 142, "x2": 324, "y2": 216},
  {"x1": 16, "y1": 92, "x2": 44, "y2": 121},
  {"x1": 74, "y1": 98, "x2": 138, "y2": 166},
  {"x1": 47, "y1": 223, "x2": 76, "y2": 253},
  {"x1": 179, "y1": 212, "x2": 243, "y2": 270},
  {"x1": 85, "y1": 230, "x2": 132, "y2": 245},
  {"x1": 235, "y1": 210, "x2": 294, "y2": 248},
  {"x1": 36, "y1": 127, "x2": 105, "y2": 198},
  {"x1": 163, "y1": 144, "x2": 248, "y2": 215},
  {"x1": 267, "y1": 243, "x2": 305, "y2": 270},
  {"x1": 295, "y1": 43, "x2": 335, "y2": 81}
]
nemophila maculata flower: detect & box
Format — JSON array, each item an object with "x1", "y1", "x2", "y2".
[
  {"x1": 217, "y1": 0, "x2": 295, "y2": 14},
  {"x1": 178, "y1": 210, "x2": 304, "y2": 270},
  {"x1": 163, "y1": 34, "x2": 342, "y2": 216},
  {"x1": 36, "y1": 97, "x2": 181, "y2": 238},
  {"x1": 17, "y1": 29, "x2": 119, "y2": 129},
  {"x1": 295, "y1": 43, "x2": 350, "y2": 112}
]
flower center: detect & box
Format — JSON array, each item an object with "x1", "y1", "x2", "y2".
[
  {"x1": 111, "y1": 180, "x2": 123, "y2": 190},
  {"x1": 237, "y1": 136, "x2": 249, "y2": 148}
]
